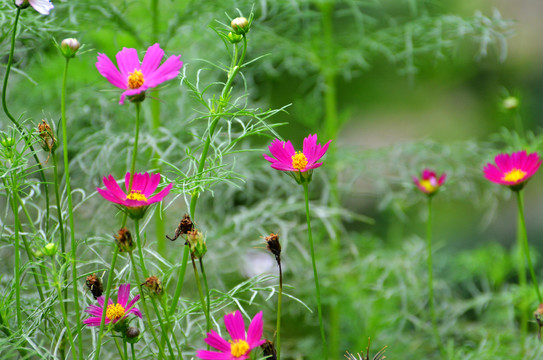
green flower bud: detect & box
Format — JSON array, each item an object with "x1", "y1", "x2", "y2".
[
  {"x1": 125, "y1": 326, "x2": 141, "y2": 344},
  {"x1": 1, "y1": 137, "x2": 15, "y2": 149},
  {"x1": 60, "y1": 38, "x2": 80, "y2": 58},
  {"x1": 186, "y1": 230, "x2": 207, "y2": 259},
  {"x1": 231, "y1": 17, "x2": 250, "y2": 35},
  {"x1": 503, "y1": 96, "x2": 519, "y2": 110},
  {"x1": 42, "y1": 242, "x2": 58, "y2": 256},
  {"x1": 227, "y1": 32, "x2": 243, "y2": 44}
]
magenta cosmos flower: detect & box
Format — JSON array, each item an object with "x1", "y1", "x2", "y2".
[
  {"x1": 483, "y1": 150, "x2": 541, "y2": 191},
  {"x1": 15, "y1": 0, "x2": 53, "y2": 14},
  {"x1": 197, "y1": 310, "x2": 265, "y2": 360},
  {"x1": 413, "y1": 169, "x2": 446, "y2": 196},
  {"x1": 96, "y1": 43, "x2": 183, "y2": 104},
  {"x1": 263, "y1": 134, "x2": 332, "y2": 184},
  {"x1": 83, "y1": 284, "x2": 142, "y2": 327},
  {"x1": 97, "y1": 172, "x2": 173, "y2": 219}
]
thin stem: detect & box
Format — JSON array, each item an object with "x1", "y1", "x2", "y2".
[
  {"x1": 168, "y1": 246, "x2": 189, "y2": 318},
  {"x1": 52, "y1": 150, "x2": 68, "y2": 314},
  {"x1": 114, "y1": 337, "x2": 126, "y2": 360},
  {"x1": 191, "y1": 257, "x2": 210, "y2": 338},
  {"x1": 426, "y1": 197, "x2": 445, "y2": 354},
  {"x1": 516, "y1": 207, "x2": 527, "y2": 349},
  {"x1": 2, "y1": 7, "x2": 50, "y2": 235},
  {"x1": 302, "y1": 183, "x2": 327, "y2": 359},
  {"x1": 516, "y1": 190, "x2": 542, "y2": 303},
  {"x1": 131, "y1": 343, "x2": 137, "y2": 360},
  {"x1": 133, "y1": 219, "x2": 172, "y2": 359},
  {"x1": 128, "y1": 251, "x2": 168, "y2": 360},
  {"x1": 52, "y1": 256, "x2": 77, "y2": 360},
  {"x1": 61, "y1": 57, "x2": 83, "y2": 359},
  {"x1": 123, "y1": 338, "x2": 128, "y2": 360},
  {"x1": 11, "y1": 180, "x2": 22, "y2": 329},
  {"x1": 93, "y1": 246, "x2": 120, "y2": 360},
  {"x1": 276, "y1": 261, "x2": 283, "y2": 360},
  {"x1": 199, "y1": 259, "x2": 211, "y2": 334},
  {"x1": 122, "y1": 102, "x2": 142, "y2": 228},
  {"x1": 160, "y1": 296, "x2": 183, "y2": 358}
]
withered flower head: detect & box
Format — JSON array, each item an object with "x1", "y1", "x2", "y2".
[
  {"x1": 166, "y1": 214, "x2": 194, "y2": 241},
  {"x1": 85, "y1": 273, "x2": 104, "y2": 299},
  {"x1": 535, "y1": 303, "x2": 543, "y2": 340},
  {"x1": 261, "y1": 340, "x2": 277, "y2": 360},
  {"x1": 142, "y1": 275, "x2": 163, "y2": 297},
  {"x1": 186, "y1": 229, "x2": 207, "y2": 259},
  {"x1": 264, "y1": 233, "x2": 281, "y2": 263},
  {"x1": 115, "y1": 227, "x2": 135, "y2": 253},
  {"x1": 37, "y1": 119, "x2": 57, "y2": 154}
]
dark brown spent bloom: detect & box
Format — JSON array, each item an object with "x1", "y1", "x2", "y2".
[
  {"x1": 166, "y1": 214, "x2": 194, "y2": 241},
  {"x1": 115, "y1": 227, "x2": 134, "y2": 252},
  {"x1": 37, "y1": 119, "x2": 57, "y2": 156},
  {"x1": 264, "y1": 233, "x2": 281, "y2": 263},
  {"x1": 85, "y1": 274, "x2": 103, "y2": 299},
  {"x1": 261, "y1": 340, "x2": 277, "y2": 360},
  {"x1": 142, "y1": 275, "x2": 163, "y2": 297},
  {"x1": 534, "y1": 303, "x2": 543, "y2": 340}
]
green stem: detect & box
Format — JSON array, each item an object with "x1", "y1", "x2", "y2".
[
  {"x1": 60, "y1": 56, "x2": 84, "y2": 360},
  {"x1": 128, "y1": 251, "x2": 168, "y2": 360},
  {"x1": 167, "y1": 245, "x2": 189, "y2": 317},
  {"x1": 516, "y1": 206, "x2": 527, "y2": 349},
  {"x1": 131, "y1": 343, "x2": 137, "y2": 360},
  {"x1": 114, "y1": 337, "x2": 125, "y2": 360},
  {"x1": 191, "y1": 257, "x2": 210, "y2": 339},
  {"x1": 133, "y1": 219, "x2": 172, "y2": 359},
  {"x1": 199, "y1": 259, "x2": 211, "y2": 334},
  {"x1": 123, "y1": 338, "x2": 128, "y2": 360},
  {"x1": 2, "y1": 7, "x2": 50, "y2": 235},
  {"x1": 10, "y1": 180, "x2": 22, "y2": 330},
  {"x1": 52, "y1": 150, "x2": 68, "y2": 312},
  {"x1": 160, "y1": 296, "x2": 183, "y2": 358},
  {"x1": 52, "y1": 255, "x2": 77, "y2": 360},
  {"x1": 426, "y1": 197, "x2": 445, "y2": 354},
  {"x1": 276, "y1": 261, "x2": 283, "y2": 360},
  {"x1": 302, "y1": 183, "x2": 327, "y2": 359},
  {"x1": 93, "y1": 246, "x2": 119, "y2": 360},
  {"x1": 516, "y1": 190, "x2": 542, "y2": 303}
]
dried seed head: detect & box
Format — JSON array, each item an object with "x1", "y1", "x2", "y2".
[
  {"x1": 186, "y1": 229, "x2": 207, "y2": 259},
  {"x1": 37, "y1": 119, "x2": 57, "y2": 154},
  {"x1": 85, "y1": 274, "x2": 104, "y2": 299},
  {"x1": 115, "y1": 227, "x2": 135, "y2": 253},
  {"x1": 261, "y1": 340, "x2": 277, "y2": 360},
  {"x1": 264, "y1": 233, "x2": 281, "y2": 263},
  {"x1": 142, "y1": 275, "x2": 163, "y2": 297},
  {"x1": 166, "y1": 214, "x2": 194, "y2": 241}
]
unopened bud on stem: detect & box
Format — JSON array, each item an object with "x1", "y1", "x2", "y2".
[{"x1": 60, "y1": 38, "x2": 80, "y2": 58}]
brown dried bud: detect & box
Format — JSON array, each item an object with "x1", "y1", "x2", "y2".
[
  {"x1": 261, "y1": 340, "x2": 277, "y2": 360},
  {"x1": 142, "y1": 275, "x2": 163, "y2": 297},
  {"x1": 264, "y1": 233, "x2": 281, "y2": 263},
  {"x1": 115, "y1": 228, "x2": 134, "y2": 253},
  {"x1": 37, "y1": 119, "x2": 57, "y2": 154},
  {"x1": 535, "y1": 303, "x2": 543, "y2": 340},
  {"x1": 85, "y1": 274, "x2": 103, "y2": 299},
  {"x1": 166, "y1": 214, "x2": 194, "y2": 241}
]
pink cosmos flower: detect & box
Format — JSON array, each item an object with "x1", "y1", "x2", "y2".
[
  {"x1": 96, "y1": 43, "x2": 183, "y2": 104},
  {"x1": 483, "y1": 150, "x2": 541, "y2": 190},
  {"x1": 197, "y1": 310, "x2": 265, "y2": 360},
  {"x1": 263, "y1": 134, "x2": 331, "y2": 184},
  {"x1": 413, "y1": 169, "x2": 446, "y2": 195},
  {"x1": 97, "y1": 172, "x2": 173, "y2": 219},
  {"x1": 83, "y1": 283, "x2": 142, "y2": 327},
  {"x1": 15, "y1": 0, "x2": 53, "y2": 15}
]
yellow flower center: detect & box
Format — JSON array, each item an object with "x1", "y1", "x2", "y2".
[
  {"x1": 127, "y1": 69, "x2": 145, "y2": 89},
  {"x1": 502, "y1": 168, "x2": 526, "y2": 183},
  {"x1": 229, "y1": 339, "x2": 250, "y2": 357},
  {"x1": 105, "y1": 303, "x2": 125, "y2": 321},
  {"x1": 419, "y1": 179, "x2": 437, "y2": 193},
  {"x1": 291, "y1": 151, "x2": 308, "y2": 171},
  {"x1": 126, "y1": 190, "x2": 148, "y2": 202}
]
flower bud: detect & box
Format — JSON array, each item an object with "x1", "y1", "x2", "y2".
[
  {"x1": 186, "y1": 229, "x2": 207, "y2": 259},
  {"x1": 85, "y1": 273, "x2": 104, "y2": 299},
  {"x1": 227, "y1": 32, "x2": 243, "y2": 44},
  {"x1": 125, "y1": 326, "x2": 141, "y2": 344},
  {"x1": 1, "y1": 137, "x2": 15, "y2": 149},
  {"x1": 115, "y1": 228, "x2": 135, "y2": 253},
  {"x1": 142, "y1": 275, "x2": 163, "y2": 297},
  {"x1": 231, "y1": 17, "x2": 250, "y2": 35},
  {"x1": 264, "y1": 233, "x2": 281, "y2": 264},
  {"x1": 502, "y1": 96, "x2": 519, "y2": 111},
  {"x1": 37, "y1": 120, "x2": 57, "y2": 153},
  {"x1": 42, "y1": 242, "x2": 58, "y2": 256},
  {"x1": 60, "y1": 38, "x2": 80, "y2": 58},
  {"x1": 14, "y1": 0, "x2": 30, "y2": 10}
]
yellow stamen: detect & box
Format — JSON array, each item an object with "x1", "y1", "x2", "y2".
[
  {"x1": 127, "y1": 69, "x2": 145, "y2": 89},
  {"x1": 126, "y1": 190, "x2": 148, "y2": 202},
  {"x1": 106, "y1": 303, "x2": 125, "y2": 321},
  {"x1": 502, "y1": 168, "x2": 526, "y2": 183},
  {"x1": 229, "y1": 339, "x2": 250, "y2": 357},
  {"x1": 291, "y1": 151, "x2": 308, "y2": 171},
  {"x1": 419, "y1": 179, "x2": 437, "y2": 193}
]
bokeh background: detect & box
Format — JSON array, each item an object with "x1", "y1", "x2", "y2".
[{"x1": 2, "y1": 0, "x2": 543, "y2": 359}]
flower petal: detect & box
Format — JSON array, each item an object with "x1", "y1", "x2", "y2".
[
  {"x1": 246, "y1": 311, "x2": 264, "y2": 347},
  {"x1": 141, "y1": 43, "x2": 165, "y2": 75},
  {"x1": 144, "y1": 55, "x2": 183, "y2": 88},
  {"x1": 28, "y1": 0, "x2": 54, "y2": 15},
  {"x1": 96, "y1": 54, "x2": 126, "y2": 90},
  {"x1": 224, "y1": 310, "x2": 246, "y2": 341},
  {"x1": 204, "y1": 330, "x2": 231, "y2": 352},
  {"x1": 116, "y1": 47, "x2": 141, "y2": 80},
  {"x1": 147, "y1": 183, "x2": 173, "y2": 204},
  {"x1": 196, "y1": 350, "x2": 232, "y2": 360},
  {"x1": 117, "y1": 284, "x2": 130, "y2": 308}
]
